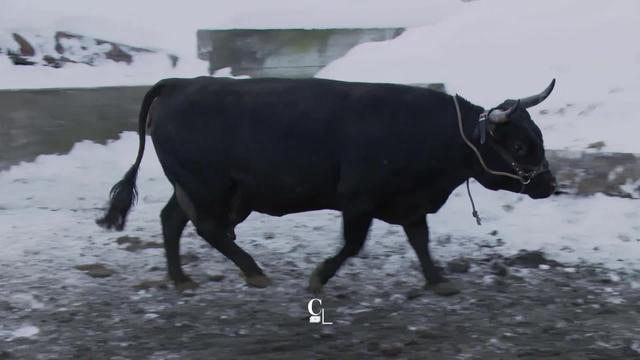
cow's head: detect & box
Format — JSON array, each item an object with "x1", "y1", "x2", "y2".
[{"x1": 471, "y1": 79, "x2": 557, "y2": 199}]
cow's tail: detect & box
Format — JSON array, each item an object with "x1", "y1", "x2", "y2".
[{"x1": 96, "y1": 80, "x2": 167, "y2": 231}]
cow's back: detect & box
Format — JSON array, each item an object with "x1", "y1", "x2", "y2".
[{"x1": 148, "y1": 77, "x2": 454, "y2": 215}]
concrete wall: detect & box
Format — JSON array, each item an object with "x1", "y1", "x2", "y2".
[
  {"x1": 0, "y1": 86, "x2": 148, "y2": 170},
  {"x1": 197, "y1": 28, "x2": 405, "y2": 78}
]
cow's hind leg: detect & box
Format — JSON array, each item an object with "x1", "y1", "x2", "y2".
[
  {"x1": 196, "y1": 219, "x2": 271, "y2": 288},
  {"x1": 309, "y1": 213, "x2": 372, "y2": 293},
  {"x1": 160, "y1": 193, "x2": 198, "y2": 290},
  {"x1": 403, "y1": 215, "x2": 460, "y2": 296}
]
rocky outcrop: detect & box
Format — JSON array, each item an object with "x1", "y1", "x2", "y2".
[{"x1": 1, "y1": 31, "x2": 178, "y2": 68}]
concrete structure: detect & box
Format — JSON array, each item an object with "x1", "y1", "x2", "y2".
[
  {"x1": 0, "y1": 86, "x2": 147, "y2": 170},
  {"x1": 197, "y1": 28, "x2": 405, "y2": 77}
]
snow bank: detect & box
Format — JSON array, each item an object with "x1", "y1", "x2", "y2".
[
  {"x1": 0, "y1": 0, "x2": 458, "y2": 89},
  {"x1": 0, "y1": 0, "x2": 458, "y2": 55},
  {"x1": 318, "y1": 0, "x2": 640, "y2": 152},
  {"x1": 2, "y1": 0, "x2": 638, "y2": 151},
  {"x1": 1, "y1": 133, "x2": 639, "y2": 271}
]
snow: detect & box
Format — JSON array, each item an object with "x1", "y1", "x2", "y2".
[
  {"x1": 11, "y1": 325, "x2": 39, "y2": 338},
  {"x1": 2, "y1": 0, "x2": 639, "y2": 150},
  {"x1": 1, "y1": 1, "x2": 640, "y2": 276},
  {"x1": 9, "y1": 293, "x2": 45, "y2": 310},
  {"x1": 0, "y1": 325, "x2": 40, "y2": 341},
  {"x1": 1, "y1": 133, "x2": 639, "y2": 273},
  {"x1": 0, "y1": 0, "x2": 457, "y2": 55},
  {"x1": 0, "y1": 0, "x2": 457, "y2": 89},
  {"x1": 318, "y1": 0, "x2": 640, "y2": 153}
]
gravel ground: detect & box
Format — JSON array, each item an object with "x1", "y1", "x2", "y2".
[{"x1": 2, "y1": 233, "x2": 640, "y2": 360}]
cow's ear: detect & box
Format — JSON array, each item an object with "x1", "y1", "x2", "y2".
[
  {"x1": 474, "y1": 120, "x2": 488, "y2": 144},
  {"x1": 486, "y1": 121, "x2": 504, "y2": 142},
  {"x1": 475, "y1": 120, "x2": 501, "y2": 144},
  {"x1": 488, "y1": 100, "x2": 519, "y2": 124}
]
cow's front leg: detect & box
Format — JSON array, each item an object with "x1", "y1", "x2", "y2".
[{"x1": 403, "y1": 215, "x2": 460, "y2": 296}]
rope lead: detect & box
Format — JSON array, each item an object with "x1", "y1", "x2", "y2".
[{"x1": 466, "y1": 179, "x2": 482, "y2": 226}]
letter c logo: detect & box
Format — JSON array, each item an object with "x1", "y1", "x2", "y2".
[{"x1": 308, "y1": 298, "x2": 322, "y2": 316}]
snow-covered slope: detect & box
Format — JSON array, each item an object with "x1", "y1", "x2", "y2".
[
  {"x1": 2, "y1": 0, "x2": 639, "y2": 152},
  {"x1": 318, "y1": 0, "x2": 640, "y2": 152}
]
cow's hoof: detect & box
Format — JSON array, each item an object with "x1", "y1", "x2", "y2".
[
  {"x1": 245, "y1": 274, "x2": 272, "y2": 288},
  {"x1": 428, "y1": 282, "x2": 461, "y2": 296},
  {"x1": 308, "y1": 264, "x2": 325, "y2": 294},
  {"x1": 174, "y1": 279, "x2": 200, "y2": 291}
]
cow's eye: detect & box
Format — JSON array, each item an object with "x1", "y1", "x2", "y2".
[{"x1": 512, "y1": 142, "x2": 527, "y2": 156}]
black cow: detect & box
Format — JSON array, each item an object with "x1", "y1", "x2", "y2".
[{"x1": 97, "y1": 77, "x2": 556, "y2": 295}]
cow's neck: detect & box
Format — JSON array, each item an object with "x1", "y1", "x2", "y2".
[
  {"x1": 410, "y1": 96, "x2": 485, "y2": 214},
  {"x1": 446, "y1": 94, "x2": 486, "y2": 183}
]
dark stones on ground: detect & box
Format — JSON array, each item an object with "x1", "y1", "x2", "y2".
[
  {"x1": 479, "y1": 238, "x2": 505, "y2": 248},
  {"x1": 379, "y1": 342, "x2": 404, "y2": 356},
  {"x1": 0, "y1": 301, "x2": 14, "y2": 312},
  {"x1": 116, "y1": 236, "x2": 163, "y2": 252},
  {"x1": 435, "y1": 235, "x2": 452, "y2": 246},
  {"x1": 416, "y1": 329, "x2": 449, "y2": 340},
  {"x1": 506, "y1": 250, "x2": 563, "y2": 268},
  {"x1": 133, "y1": 280, "x2": 168, "y2": 291},
  {"x1": 490, "y1": 260, "x2": 509, "y2": 276},
  {"x1": 447, "y1": 257, "x2": 471, "y2": 273},
  {"x1": 406, "y1": 288, "x2": 423, "y2": 300},
  {"x1": 502, "y1": 204, "x2": 515, "y2": 212},
  {"x1": 51, "y1": 311, "x2": 76, "y2": 324},
  {"x1": 479, "y1": 251, "x2": 566, "y2": 280},
  {"x1": 181, "y1": 252, "x2": 200, "y2": 265},
  {"x1": 207, "y1": 274, "x2": 225, "y2": 282},
  {"x1": 587, "y1": 141, "x2": 606, "y2": 150},
  {"x1": 74, "y1": 263, "x2": 114, "y2": 278},
  {"x1": 6, "y1": 249, "x2": 640, "y2": 359},
  {"x1": 429, "y1": 282, "x2": 461, "y2": 296}
]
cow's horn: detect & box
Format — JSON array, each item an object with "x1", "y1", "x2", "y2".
[
  {"x1": 488, "y1": 100, "x2": 520, "y2": 124},
  {"x1": 519, "y1": 79, "x2": 556, "y2": 109}
]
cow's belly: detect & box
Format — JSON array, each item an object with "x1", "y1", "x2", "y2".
[
  {"x1": 243, "y1": 195, "x2": 338, "y2": 217},
  {"x1": 236, "y1": 180, "x2": 339, "y2": 216},
  {"x1": 373, "y1": 189, "x2": 453, "y2": 224}
]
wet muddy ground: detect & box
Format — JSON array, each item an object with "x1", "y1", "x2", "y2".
[{"x1": 2, "y1": 237, "x2": 640, "y2": 360}]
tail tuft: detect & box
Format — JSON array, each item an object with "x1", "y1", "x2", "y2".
[
  {"x1": 96, "y1": 165, "x2": 139, "y2": 231},
  {"x1": 95, "y1": 79, "x2": 167, "y2": 231}
]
